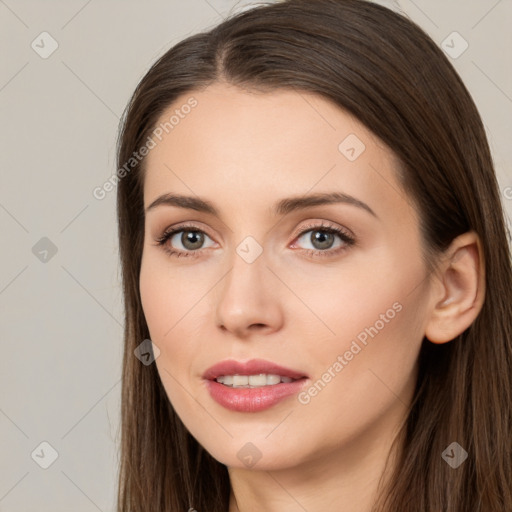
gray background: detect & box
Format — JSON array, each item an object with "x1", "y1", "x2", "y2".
[{"x1": 0, "y1": 0, "x2": 510, "y2": 510}]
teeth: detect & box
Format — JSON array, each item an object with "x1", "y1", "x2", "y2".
[
  {"x1": 216, "y1": 373, "x2": 296, "y2": 388},
  {"x1": 266, "y1": 374, "x2": 281, "y2": 385},
  {"x1": 233, "y1": 375, "x2": 248, "y2": 386},
  {"x1": 248, "y1": 374, "x2": 267, "y2": 386}
]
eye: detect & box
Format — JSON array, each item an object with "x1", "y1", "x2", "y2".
[
  {"x1": 292, "y1": 221, "x2": 355, "y2": 257},
  {"x1": 155, "y1": 223, "x2": 216, "y2": 258},
  {"x1": 154, "y1": 220, "x2": 355, "y2": 259}
]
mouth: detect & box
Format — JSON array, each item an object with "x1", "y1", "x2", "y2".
[{"x1": 203, "y1": 359, "x2": 309, "y2": 412}]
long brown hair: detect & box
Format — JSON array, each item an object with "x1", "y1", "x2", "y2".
[{"x1": 115, "y1": 0, "x2": 512, "y2": 510}]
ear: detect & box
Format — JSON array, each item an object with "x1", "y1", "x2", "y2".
[{"x1": 424, "y1": 231, "x2": 486, "y2": 344}]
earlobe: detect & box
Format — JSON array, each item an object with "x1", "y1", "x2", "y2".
[{"x1": 424, "y1": 232, "x2": 486, "y2": 344}]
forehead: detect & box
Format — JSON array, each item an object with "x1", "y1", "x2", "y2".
[{"x1": 143, "y1": 82, "x2": 412, "y2": 222}]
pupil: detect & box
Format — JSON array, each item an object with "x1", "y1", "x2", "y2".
[{"x1": 312, "y1": 231, "x2": 334, "y2": 250}]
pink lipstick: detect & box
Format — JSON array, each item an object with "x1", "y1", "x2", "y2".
[{"x1": 203, "y1": 359, "x2": 308, "y2": 413}]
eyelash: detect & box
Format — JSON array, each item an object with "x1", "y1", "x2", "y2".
[{"x1": 154, "y1": 221, "x2": 356, "y2": 259}]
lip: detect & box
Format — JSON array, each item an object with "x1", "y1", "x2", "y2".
[
  {"x1": 203, "y1": 358, "x2": 309, "y2": 413},
  {"x1": 202, "y1": 358, "x2": 308, "y2": 381}
]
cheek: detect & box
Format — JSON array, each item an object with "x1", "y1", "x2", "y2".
[
  {"x1": 139, "y1": 252, "x2": 205, "y2": 340},
  {"x1": 139, "y1": 259, "x2": 200, "y2": 412},
  {"x1": 140, "y1": 260, "x2": 169, "y2": 340},
  {"x1": 294, "y1": 264, "x2": 428, "y2": 427},
  {"x1": 139, "y1": 256, "x2": 196, "y2": 388},
  {"x1": 282, "y1": 247, "x2": 428, "y2": 398},
  {"x1": 275, "y1": 245, "x2": 424, "y2": 345}
]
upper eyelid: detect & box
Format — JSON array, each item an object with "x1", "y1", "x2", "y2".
[
  {"x1": 296, "y1": 220, "x2": 353, "y2": 236},
  {"x1": 161, "y1": 222, "x2": 216, "y2": 241},
  {"x1": 159, "y1": 220, "x2": 353, "y2": 245}
]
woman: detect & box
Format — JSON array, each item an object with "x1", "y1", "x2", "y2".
[{"x1": 115, "y1": 0, "x2": 512, "y2": 510}]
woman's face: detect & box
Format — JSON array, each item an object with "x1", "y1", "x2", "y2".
[{"x1": 139, "y1": 82, "x2": 434, "y2": 471}]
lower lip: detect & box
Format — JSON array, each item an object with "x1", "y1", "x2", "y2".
[{"x1": 205, "y1": 378, "x2": 308, "y2": 412}]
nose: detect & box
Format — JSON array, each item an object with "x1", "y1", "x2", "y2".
[{"x1": 214, "y1": 246, "x2": 284, "y2": 339}]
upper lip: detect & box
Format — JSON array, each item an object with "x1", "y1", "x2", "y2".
[{"x1": 203, "y1": 358, "x2": 308, "y2": 381}]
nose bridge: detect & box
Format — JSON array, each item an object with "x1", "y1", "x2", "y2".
[
  {"x1": 220, "y1": 240, "x2": 267, "y2": 309},
  {"x1": 214, "y1": 236, "x2": 283, "y2": 334}
]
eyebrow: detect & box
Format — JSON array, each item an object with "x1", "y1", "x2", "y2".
[{"x1": 145, "y1": 191, "x2": 377, "y2": 218}]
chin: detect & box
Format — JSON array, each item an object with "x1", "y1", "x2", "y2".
[{"x1": 195, "y1": 434, "x2": 311, "y2": 472}]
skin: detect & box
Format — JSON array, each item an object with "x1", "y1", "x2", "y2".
[{"x1": 139, "y1": 82, "x2": 484, "y2": 512}]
